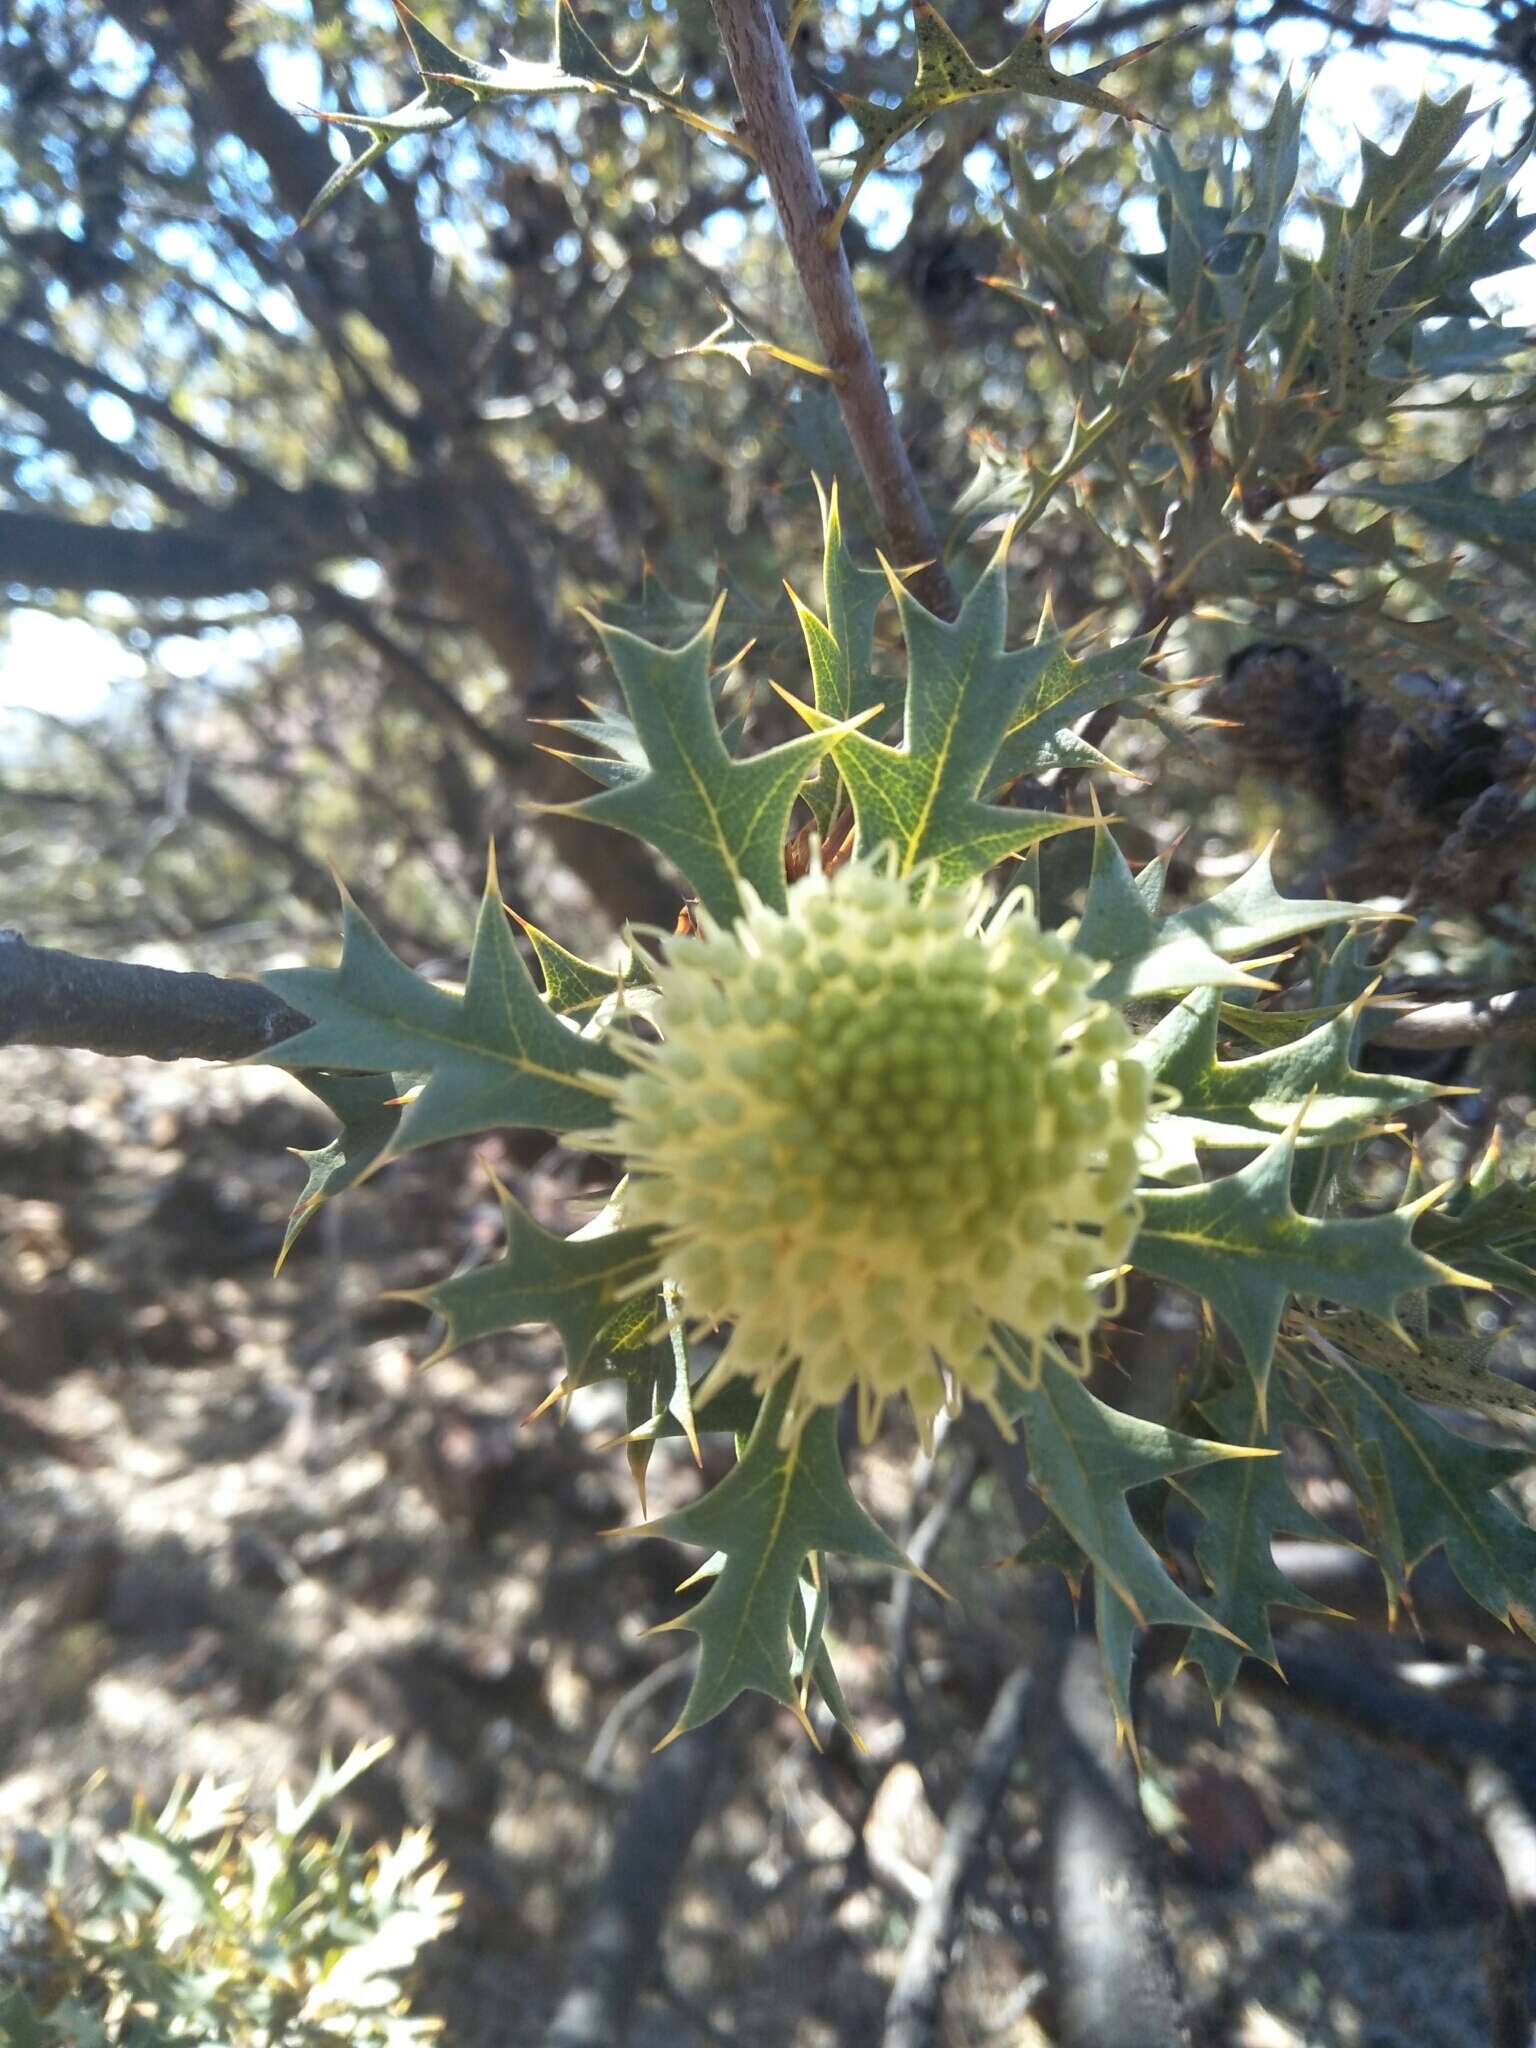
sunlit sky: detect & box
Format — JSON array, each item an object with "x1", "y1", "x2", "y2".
[{"x1": 2, "y1": 2, "x2": 1532, "y2": 727}]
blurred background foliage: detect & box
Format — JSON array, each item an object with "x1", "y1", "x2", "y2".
[{"x1": 0, "y1": 0, "x2": 1533, "y2": 973}]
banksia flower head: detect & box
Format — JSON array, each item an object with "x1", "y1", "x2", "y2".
[{"x1": 606, "y1": 854, "x2": 1149, "y2": 1443}]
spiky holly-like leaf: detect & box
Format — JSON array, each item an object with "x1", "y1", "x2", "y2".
[
  {"x1": 1156, "y1": 841, "x2": 1379, "y2": 962},
  {"x1": 1134, "y1": 985, "x2": 1447, "y2": 1165},
  {"x1": 512, "y1": 913, "x2": 654, "y2": 1021},
  {"x1": 1333, "y1": 461, "x2": 1536, "y2": 553},
  {"x1": 1415, "y1": 1175, "x2": 1536, "y2": 1296},
  {"x1": 644, "y1": 1374, "x2": 923, "y2": 1737},
  {"x1": 426, "y1": 0, "x2": 739, "y2": 146},
  {"x1": 1175, "y1": 1383, "x2": 1336, "y2": 1705},
  {"x1": 1288, "y1": 1346, "x2": 1536, "y2": 1638},
  {"x1": 1133, "y1": 1129, "x2": 1469, "y2": 1405},
  {"x1": 261, "y1": 863, "x2": 623, "y2": 1151},
  {"x1": 829, "y1": 1, "x2": 1159, "y2": 238},
  {"x1": 814, "y1": 529, "x2": 1090, "y2": 883},
  {"x1": 299, "y1": 0, "x2": 740, "y2": 225},
  {"x1": 297, "y1": 3, "x2": 481, "y2": 226},
  {"x1": 405, "y1": 1178, "x2": 658, "y2": 1381},
  {"x1": 1001, "y1": 1354, "x2": 1260, "y2": 1743},
  {"x1": 548, "y1": 600, "x2": 861, "y2": 924},
  {"x1": 278, "y1": 1072, "x2": 407, "y2": 1268},
  {"x1": 990, "y1": 634, "x2": 1161, "y2": 785},
  {"x1": 1300, "y1": 1304, "x2": 1536, "y2": 1420},
  {"x1": 1074, "y1": 829, "x2": 1373, "y2": 1004},
  {"x1": 790, "y1": 479, "x2": 888, "y2": 837},
  {"x1": 1346, "y1": 87, "x2": 1476, "y2": 239},
  {"x1": 1002, "y1": 1349, "x2": 1256, "y2": 1633}
]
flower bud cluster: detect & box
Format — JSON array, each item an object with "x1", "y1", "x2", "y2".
[{"x1": 608, "y1": 857, "x2": 1148, "y2": 1440}]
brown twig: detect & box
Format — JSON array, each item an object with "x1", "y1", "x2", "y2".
[
  {"x1": 0, "y1": 930, "x2": 312, "y2": 1063},
  {"x1": 707, "y1": 0, "x2": 955, "y2": 619}
]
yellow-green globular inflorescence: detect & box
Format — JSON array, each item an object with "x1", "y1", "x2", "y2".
[{"x1": 606, "y1": 855, "x2": 1149, "y2": 1443}]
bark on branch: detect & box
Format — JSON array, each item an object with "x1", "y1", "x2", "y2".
[
  {"x1": 883, "y1": 1663, "x2": 1033, "y2": 2048},
  {"x1": 0, "y1": 931, "x2": 311, "y2": 1063},
  {"x1": 544, "y1": 1716, "x2": 732, "y2": 2048},
  {"x1": 707, "y1": 0, "x2": 955, "y2": 618},
  {"x1": 1372, "y1": 988, "x2": 1536, "y2": 1053}
]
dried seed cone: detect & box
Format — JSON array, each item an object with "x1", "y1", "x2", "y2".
[{"x1": 609, "y1": 858, "x2": 1148, "y2": 1440}]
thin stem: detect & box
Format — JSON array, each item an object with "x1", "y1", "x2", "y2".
[{"x1": 707, "y1": 0, "x2": 956, "y2": 618}]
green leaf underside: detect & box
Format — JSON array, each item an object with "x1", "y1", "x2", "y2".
[
  {"x1": 1175, "y1": 1383, "x2": 1336, "y2": 1704},
  {"x1": 1134, "y1": 1129, "x2": 1461, "y2": 1403},
  {"x1": 1137, "y1": 985, "x2": 1445, "y2": 1147},
  {"x1": 1304, "y1": 1304, "x2": 1536, "y2": 1419},
  {"x1": 556, "y1": 605, "x2": 850, "y2": 923},
  {"x1": 624, "y1": 1374, "x2": 763, "y2": 1445},
  {"x1": 647, "y1": 1375, "x2": 920, "y2": 1735},
  {"x1": 262, "y1": 872, "x2": 624, "y2": 1153},
  {"x1": 413, "y1": 1183, "x2": 659, "y2": 1379},
  {"x1": 280, "y1": 1071, "x2": 407, "y2": 1263},
  {"x1": 791, "y1": 1568, "x2": 860, "y2": 1737},
  {"x1": 822, "y1": 533, "x2": 1089, "y2": 883},
  {"x1": 1287, "y1": 1347, "x2": 1536, "y2": 1637},
  {"x1": 1002, "y1": 1346, "x2": 1256, "y2": 1634}
]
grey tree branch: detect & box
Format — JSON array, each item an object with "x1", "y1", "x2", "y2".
[
  {"x1": 882, "y1": 1663, "x2": 1034, "y2": 2048},
  {"x1": 1044, "y1": 1605, "x2": 1190, "y2": 2048},
  {"x1": 0, "y1": 932, "x2": 311, "y2": 1063},
  {"x1": 1467, "y1": 1760, "x2": 1536, "y2": 2048},
  {"x1": 1372, "y1": 988, "x2": 1536, "y2": 1053},
  {"x1": 961, "y1": 1415, "x2": 1189, "y2": 2048},
  {"x1": 706, "y1": 0, "x2": 956, "y2": 619},
  {"x1": 545, "y1": 1715, "x2": 732, "y2": 2048}
]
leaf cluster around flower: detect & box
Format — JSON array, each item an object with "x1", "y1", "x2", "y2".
[{"x1": 602, "y1": 851, "x2": 1148, "y2": 1445}]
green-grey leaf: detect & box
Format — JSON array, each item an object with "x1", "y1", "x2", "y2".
[
  {"x1": 792, "y1": 478, "x2": 887, "y2": 837},
  {"x1": 823, "y1": 530, "x2": 1090, "y2": 884},
  {"x1": 646, "y1": 1375, "x2": 922, "y2": 1736},
  {"x1": 829, "y1": 2, "x2": 1156, "y2": 238},
  {"x1": 1156, "y1": 841, "x2": 1378, "y2": 961},
  {"x1": 990, "y1": 633, "x2": 1160, "y2": 786},
  {"x1": 1302, "y1": 1304, "x2": 1536, "y2": 1419},
  {"x1": 278, "y1": 1071, "x2": 407, "y2": 1265},
  {"x1": 1002, "y1": 1348, "x2": 1257, "y2": 1634},
  {"x1": 262, "y1": 867, "x2": 625, "y2": 1150},
  {"x1": 553, "y1": 601, "x2": 855, "y2": 924},
  {"x1": 1133, "y1": 1129, "x2": 1467, "y2": 1403},
  {"x1": 409, "y1": 1179, "x2": 658, "y2": 1379},
  {"x1": 1074, "y1": 825, "x2": 1261, "y2": 1002},
  {"x1": 1290, "y1": 1347, "x2": 1536, "y2": 1639},
  {"x1": 1175, "y1": 1383, "x2": 1335, "y2": 1705},
  {"x1": 1333, "y1": 460, "x2": 1536, "y2": 552},
  {"x1": 1135, "y1": 985, "x2": 1446, "y2": 1145}
]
